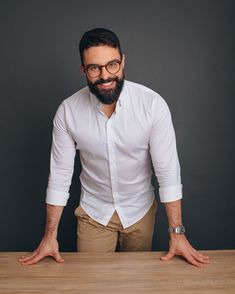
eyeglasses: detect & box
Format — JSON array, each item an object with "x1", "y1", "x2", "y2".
[{"x1": 83, "y1": 59, "x2": 122, "y2": 78}]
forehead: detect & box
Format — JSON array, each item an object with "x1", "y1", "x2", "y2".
[{"x1": 83, "y1": 45, "x2": 121, "y2": 65}]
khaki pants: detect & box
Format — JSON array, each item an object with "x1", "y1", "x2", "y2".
[{"x1": 74, "y1": 199, "x2": 157, "y2": 252}]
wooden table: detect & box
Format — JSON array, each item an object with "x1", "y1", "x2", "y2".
[{"x1": 0, "y1": 250, "x2": 234, "y2": 293}]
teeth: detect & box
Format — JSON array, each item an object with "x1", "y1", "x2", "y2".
[{"x1": 103, "y1": 82, "x2": 112, "y2": 85}]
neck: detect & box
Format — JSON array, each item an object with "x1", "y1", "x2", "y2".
[{"x1": 101, "y1": 101, "x2": 117, "y2": 118}]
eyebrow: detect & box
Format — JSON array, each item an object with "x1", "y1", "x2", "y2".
[{"x1": 85, "y1": 59, "x2": 121, "y2": 68}]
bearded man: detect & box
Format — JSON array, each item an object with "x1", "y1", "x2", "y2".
[{"x1": 19, "y1": 28, "x2": 210, "y2": 267}]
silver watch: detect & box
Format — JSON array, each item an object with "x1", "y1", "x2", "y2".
[{"x1": 168, "y1": 225, "x2": 185, "y2": 234}]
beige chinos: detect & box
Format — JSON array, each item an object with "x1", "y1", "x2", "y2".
[{"x1": 74, "y1": 198, "x2": 157, "y2": 252}]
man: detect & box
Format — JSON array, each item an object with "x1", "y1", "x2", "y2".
[{"x1": 19, "y1": 28, "x2": 210, "y2": 267}]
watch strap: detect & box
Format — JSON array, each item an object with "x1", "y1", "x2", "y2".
[{"x1": 168, "y1": 225, "x2": 185, "y2": 234}]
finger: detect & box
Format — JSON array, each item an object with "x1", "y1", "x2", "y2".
[
  {"x1": 18, "y1": 251, "x2": 38, "y2": 262},
  {"x1": 192, "y1": 248, "x2": 210, "y2": 260},
  {"x1": 20, "y1": 253, "x2": 44, "y2": 266},
  {"x1": 191, "y1": 251, "x2": 210, "y2": 264},
  {"x1": 53, "y1": 252, "x2": 64, "y2": 263},
  {"x1": 19, "y1": 253, "x2": 33, "y2": 261},
  {"x1": 160, "y1": 251, "x2": 175, "y2": 261},
  {"x1": 183, "y1": 253, "x2": 205, "y2": 268}
]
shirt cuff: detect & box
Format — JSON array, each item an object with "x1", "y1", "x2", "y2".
[
  {"x1": 159, "y1": 184, "x2": 183, "y2": 203},
  {"x1": 45, "y1": 189, "x2": 69, "y2": 206}
]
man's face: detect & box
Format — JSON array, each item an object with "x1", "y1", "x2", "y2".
[{"x1": 81, "y1": 45, "x2": 125, "y2": 105}]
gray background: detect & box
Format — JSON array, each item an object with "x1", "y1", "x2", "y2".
[{"x1": 0, "y1": 0, "x2": 234, "y2": 252}]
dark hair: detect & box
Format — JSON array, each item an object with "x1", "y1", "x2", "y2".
[{"x1": 79, "y1": 28, "x2": 122, "y2": 65}]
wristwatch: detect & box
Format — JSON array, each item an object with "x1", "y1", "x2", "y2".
[{"x1": 168, "y1": 225, "x2": 185, "y2": 234}]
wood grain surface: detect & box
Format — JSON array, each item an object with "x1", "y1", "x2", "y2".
[{"x1": 0, "y1": 250, "x2": 234, "y2": 294}]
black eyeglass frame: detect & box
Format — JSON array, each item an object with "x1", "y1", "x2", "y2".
[{"x1": 83, "y1": 59, "x2": 122, "y2": 78}]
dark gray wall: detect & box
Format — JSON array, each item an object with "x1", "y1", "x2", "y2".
[{"x1": 0, "y1": 0, "x2": 234, "y2": 252}]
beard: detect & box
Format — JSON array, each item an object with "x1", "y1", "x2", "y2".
[{"x1": 87, "y1": 72, "x2": 125, "y2": 105}]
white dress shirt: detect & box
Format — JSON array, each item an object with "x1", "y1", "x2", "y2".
[{"x1": 46, "y1": 80, "x2": 183, "y2": 228}]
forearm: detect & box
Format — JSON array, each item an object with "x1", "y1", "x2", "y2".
[
  {"x1": 164, "y1": 199, "x2": 183, "y2": 239},
  {"x1": 44, "y1": 204, "x2": 64, "y2": 238}
]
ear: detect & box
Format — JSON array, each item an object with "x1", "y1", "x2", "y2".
[
  {"x1": 122, "y1": 54, "x2": 125, "y2": 69},
  {"x1": 80, "y1": 64, "x2": 85, "y2": 74}
]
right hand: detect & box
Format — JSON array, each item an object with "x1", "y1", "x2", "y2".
[{"x1": 18, "y1": 235, "x2": 64, "y2": 266}]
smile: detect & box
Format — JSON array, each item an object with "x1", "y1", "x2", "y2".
[{"x1": 98, "y1": 81, "x2": 115, "y2": 89}]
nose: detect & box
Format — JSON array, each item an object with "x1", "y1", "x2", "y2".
[{"x1": 99, "y1": 66, "x2": 111, "y2": 80}]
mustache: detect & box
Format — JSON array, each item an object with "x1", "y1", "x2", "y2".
[{"x1": 94, "y1": 77, "x2": 118, "y2": 86}]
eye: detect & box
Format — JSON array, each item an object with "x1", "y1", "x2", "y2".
[
  {"x1": 108, "y1": 61, "x2": 118, "y2": 67},
  {"x1": 88, "y1": 65, "x2": 99, "y2": 72}
]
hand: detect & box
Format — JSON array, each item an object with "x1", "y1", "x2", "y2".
[
  {"x1": 160, "y1": 234, "x2": 210, "y2": 268},
  {"x1": 18, "y1": 235, "x2": 64, "y2": 266}
]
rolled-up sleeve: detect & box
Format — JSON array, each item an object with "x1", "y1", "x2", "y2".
[
  {"x1": 149, "y1": 95, "x2": 183, "y2": 203},
  {"x1": 46, "y1": 101, "x2": 76, "y2": 206}
]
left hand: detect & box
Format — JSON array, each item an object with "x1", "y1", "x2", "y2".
[{"x1": 160, "y1": 234, "x2": 210, "y2": 268}]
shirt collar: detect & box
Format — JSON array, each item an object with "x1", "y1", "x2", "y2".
[{"x1": 89, "y1": 91, "x2": 101, "y2": 109}]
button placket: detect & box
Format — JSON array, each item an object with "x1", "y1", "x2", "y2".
[{"x1": 106, "y1": 116, "x2": 118, "y2": 204}]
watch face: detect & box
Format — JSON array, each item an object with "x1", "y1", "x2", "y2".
[{"x1": 179, "y1": 226, "x2": 185, "y2": 234}]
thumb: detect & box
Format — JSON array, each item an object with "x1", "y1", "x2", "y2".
[
  {"x1": 160, "y1": 251, "x2": 174, "y2": 261},
  {"x1": 54, "y1": 252, "x2": 64, "y2": 263}
]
